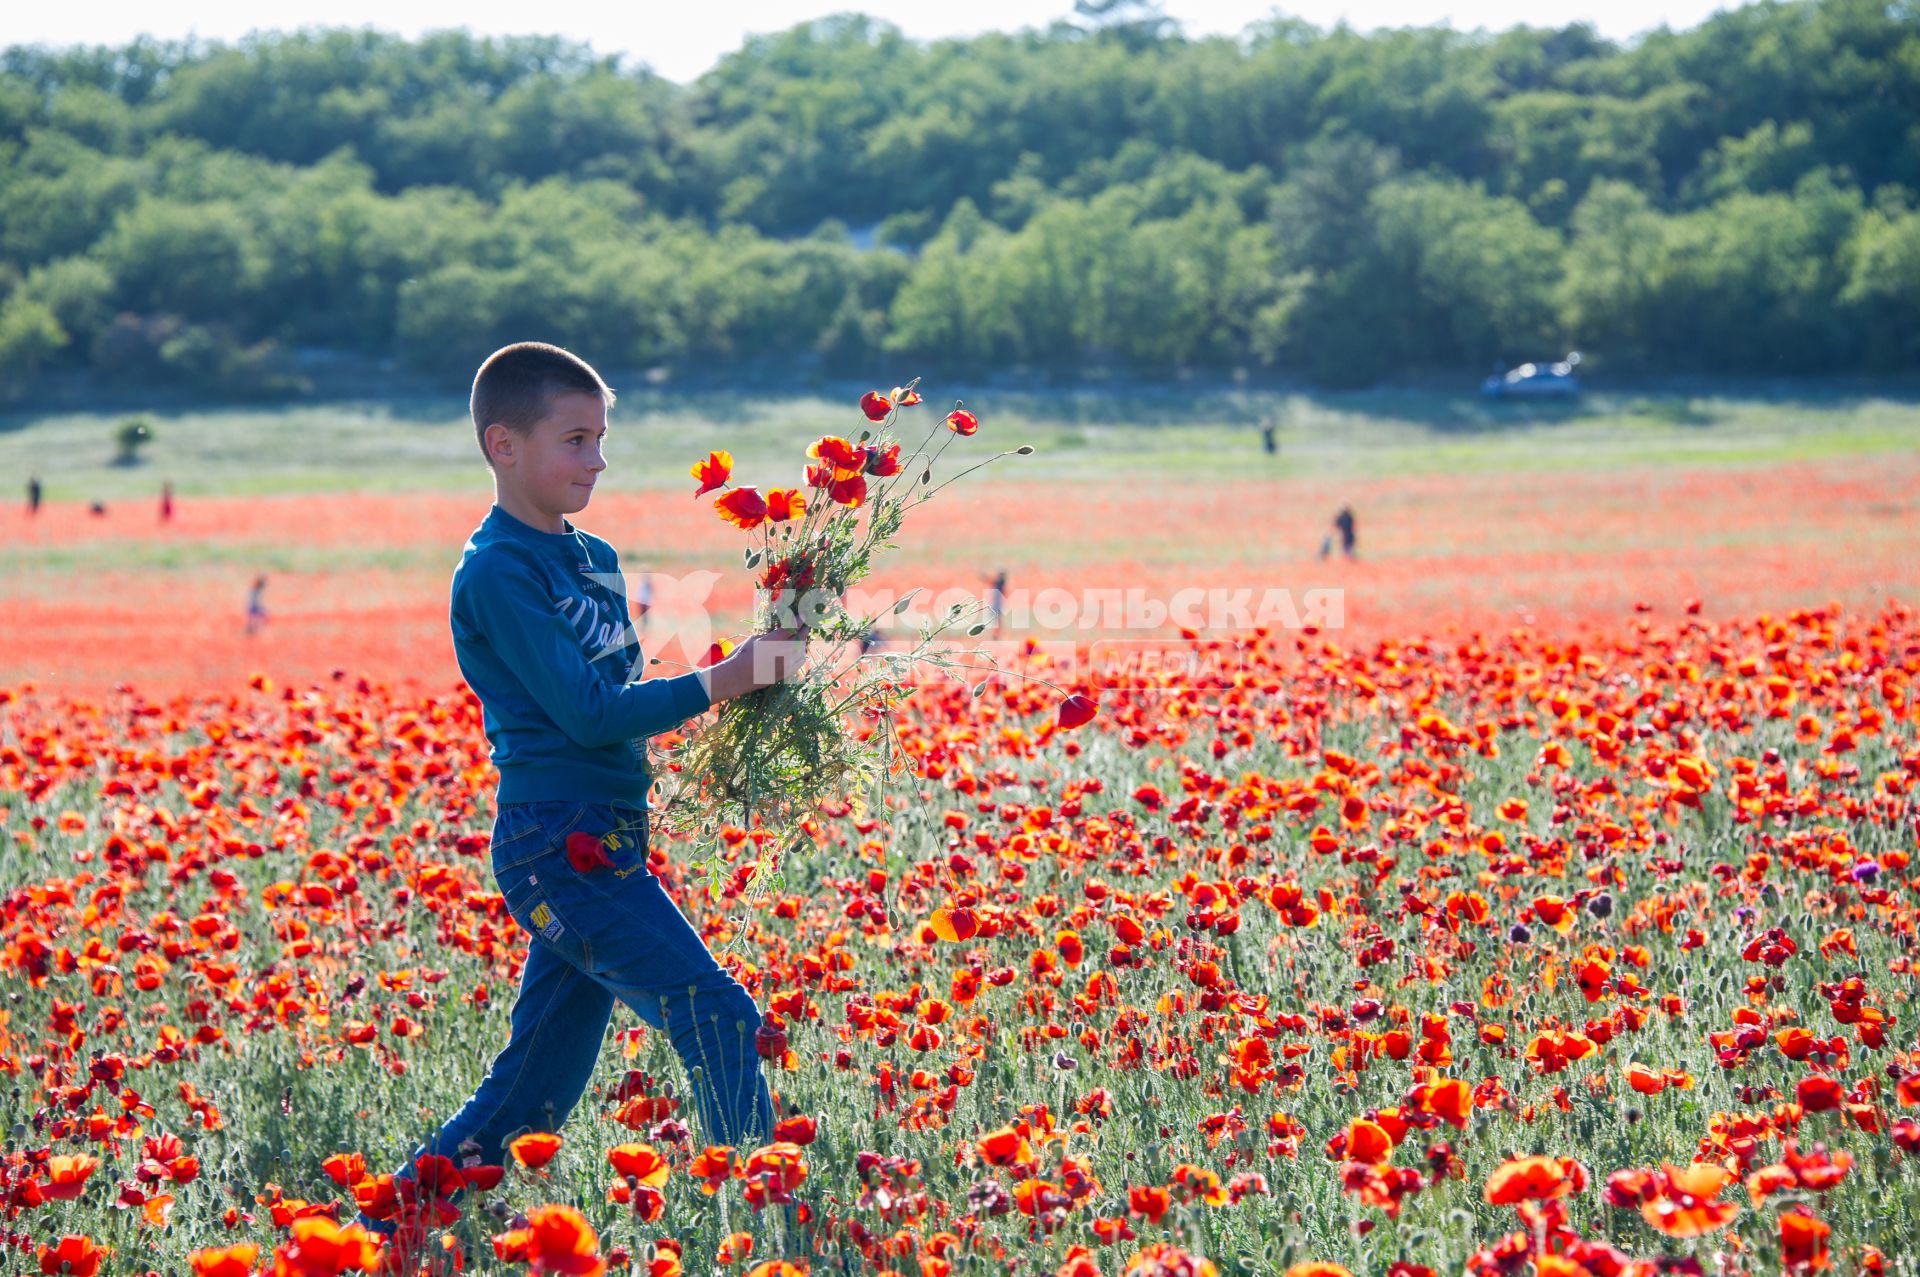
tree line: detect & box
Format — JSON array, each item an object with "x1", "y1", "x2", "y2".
[{"x1": 2, "y1": 0, "x2": 1917, "y2": 398}]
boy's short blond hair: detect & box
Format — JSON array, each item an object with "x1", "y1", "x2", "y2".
[{"x1": 470, "y1": 342, "x2": 617, "y2": 468}]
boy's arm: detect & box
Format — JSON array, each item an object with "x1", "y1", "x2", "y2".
[{"x1": 466, "y1": 549, "x2": 712, "y2": 747}]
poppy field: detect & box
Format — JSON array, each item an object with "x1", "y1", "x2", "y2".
[
  {"x1": 4, "y1": 405, "x2": 1920, "y2": 1277},
  {"x1": 8, "y1": 604, "x2": 1920, "y2": 1275}
]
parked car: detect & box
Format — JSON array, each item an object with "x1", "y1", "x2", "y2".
[{"x1": 1482, "y1": 352, "x2": 1582, "y2": 398}]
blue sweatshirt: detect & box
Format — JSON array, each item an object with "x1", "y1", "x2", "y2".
[{"x1": 449, "y1": 504, "x2": 712, "y2": 807}]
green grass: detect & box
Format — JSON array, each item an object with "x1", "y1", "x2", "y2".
[{"x1": 5, "y1": 383, "x2": 1919, "y2": 502}]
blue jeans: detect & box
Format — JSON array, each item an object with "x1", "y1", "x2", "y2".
[{"x1": 357, "y1": 799, "x2": 774, "y2": 1235}]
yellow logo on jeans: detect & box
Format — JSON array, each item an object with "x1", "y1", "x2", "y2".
[{"x1": 528, "y1": 900, "x2": 565, "y2": 942}]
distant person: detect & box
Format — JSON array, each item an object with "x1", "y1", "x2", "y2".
[
  {"x1": 983, "y1": 568, "x2": 1008, "y2": 637},
  {"x1": 160, "y1": 482, "x2": 175, "y2": 522},
  {"x1": 635, "y1": 571, "x2": 653, "y2": 633},
  {"x1": 245, "y1": 575, "x2": 269, "y2": 636},
  {"x1": 1333, "y1": 506, "x2": 1356, "y2": 559},
  {"x1": 1260, "y1": 421, "x2": 1277, "y2": 455},
  {"x1": 27, "y1": 476, "x2": 42, "y2": 517},
  {"x1": 88, "y1": 500, "x2": 107, "y2": 518}
]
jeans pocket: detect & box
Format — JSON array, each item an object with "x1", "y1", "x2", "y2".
[
  {"x1": 491, "y1": 801, "x2": 592, "y2": 871},
  {"x1": 498, "y1": 859, "x2": 594, "y2": 969}
]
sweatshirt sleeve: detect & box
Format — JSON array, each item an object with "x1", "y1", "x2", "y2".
[{"x1": 463, "y1": 547, "x2": 713, "y2": 747}]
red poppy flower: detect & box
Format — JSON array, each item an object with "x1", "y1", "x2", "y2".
[
  {"x1": 859, "y1": 392, "x2": 891, "y2": 422},
  {"x1": 1057, "y1": 694, "x2": 1098, "y2": 730},
  {"x1": 1780, "y1": 1210, "x2": 1831, "y2": 1271},
  {"x1": 567, "y1": 832, "x2": 614, "y2": 874},
  {"x1": 715, "y1": 487, "x2": 768, "y2": 531},
  {"x1": 946, "y1": 409, "x2": 979, "y2": 435},
  {"x1": 690, "y1": 450, "x2": 732, "y2": 499},
  {"x1": 864, "y1": 442, "x2": 902, "y2": 476},
  {"x1": 772, "y1": 1114, "x2": 817, "y2": 1144},
  {"x1": 1796, "y1": 1076, "x2": 1843, "y2": 1112},
  {"x1": 37, "y1": 1236, "x2": 107, "y2": 1277},
  {"x1": 828, "y1": 472, "x2": 867, "y2": 508}
]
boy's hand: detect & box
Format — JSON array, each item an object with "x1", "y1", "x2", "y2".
[{"x1": 702, "y1": 626, "x2": 810, "y2": 703}]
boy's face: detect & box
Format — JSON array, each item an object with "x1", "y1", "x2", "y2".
[{"x1": 487, "y1": 392, "x2": 608, "y2": 517}]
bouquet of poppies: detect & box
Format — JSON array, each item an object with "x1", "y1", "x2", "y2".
[{"x1": 649, "y1": 381, "x2": 1097, "y2": 905}]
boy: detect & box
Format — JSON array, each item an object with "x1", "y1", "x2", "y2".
[{"x1": 357, "y1": 342, "x2": 806, "y2": 1259}]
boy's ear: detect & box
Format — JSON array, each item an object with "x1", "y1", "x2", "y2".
[{"x1": 485, "y1": 423, "x2": 514, "y2": 466}]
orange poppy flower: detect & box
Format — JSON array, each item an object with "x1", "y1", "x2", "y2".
[
  {"x1": 1412, "y1": 1078, "x2": 1472, "y2": 1128},
  {"x1": 188, "y1": 1243, "x2": 260, "y2": 1277},
  {"x1": 716, "y1": 1232, "x2": 755, "y2": 1265},
  {"x1": 1125, "y1": 1244, "x2": 1216, "y2": 1277},
  {"x1": 607, "y1": 1143, "x2": 670, "y2": 1189},
  {"x1": 143, "y1": 1193, "x2": 175, "y2": 1227},
  {"x1": 715, "y1": 487, "x2": 768, "y2": 531},
  {"x1": 511, "y1": 1132, "x2": 563, "y2": 1169},
  {"x1": 1128, "y1": 1184, "x2": 1171, "y2": 1222},
  {"x1": 690, "y1": 450, "x2": 733, "y2": 499},
  {"x1": 807, "y1": 436, "x2": 864, "y2": 475},
  {"x1": 321, "y1": 1153, "x2": 367, "y2": 1189},
  {"x1": 1343, "y1": 1118, "x2": 1394, "y2": 1166},
  {"x1": 271, "y1": 1217, "x2": 382, "y2": 1277},
  {"x1": 765, "y1": 488, "x2": 806, "y2": 522},
  {"x1": 44, "y1": 1154, "x2": 99, "y2": 1200},
  {"x1": 688, "y1": 1146, "x2": 736, "y2": 1194},
  {"x1": 1641, "y1": 1164, "x2": 1739, "y2": 1238},
  {"x1": 945, "y1": 409, "x2": 979, "y2": 436},
  {"x1": 1283, "y1": 1267, "x2": 1354, "y2": 1277},
  {"x1": 977, "y1": 1124, "x2": 1035, "y2": 1167},
  {"x1": 744, "y1": 1262, "x2": 808, "y2": 1277},
  {"x1": 1484, "y1": 1155, "x2": 1585, "y2": 1205},
  {"x1": 1013, "y1": 1177, "x2": 1067, "y2": 1217},
  {"x1": 492, "y1": 1204, "x2": 604, "y2": 1277},
  {"x1": 929, "y1": 906, "x2": 978, "y2": 942},
  {"x1": 740, "y1": 1142, "x2": 808, "y2": 1210}
]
